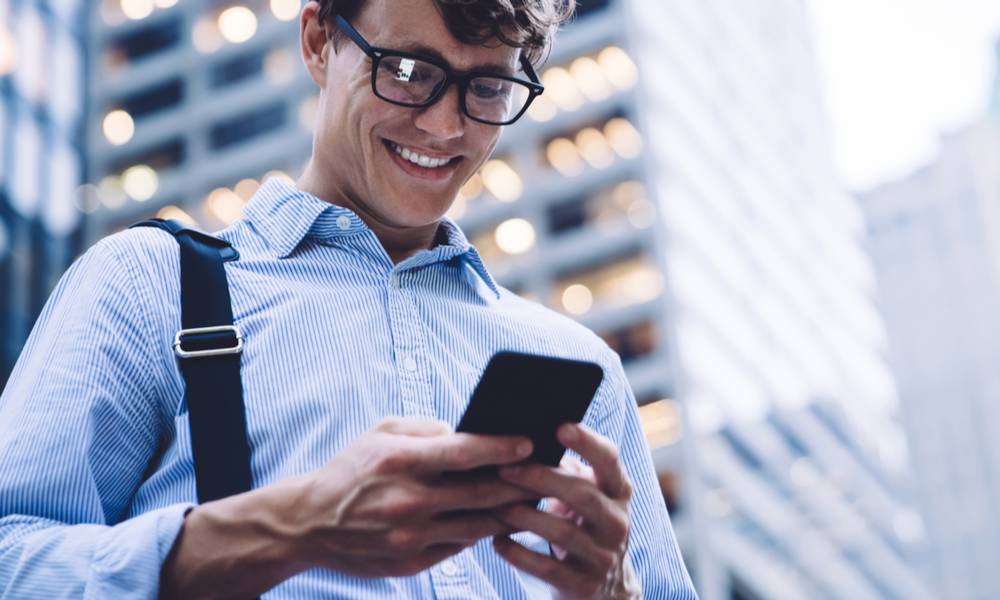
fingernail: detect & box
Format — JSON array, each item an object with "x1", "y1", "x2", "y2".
[
  {"x1": 516, "y1": 441, "x2": 533, "y2": 457},
  {"x1": 559, "y1": 424, "x2": 577, "y2": 442}
]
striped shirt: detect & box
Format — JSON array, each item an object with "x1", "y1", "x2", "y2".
[{"x1": 0, "y1": 177, "x2": 696, "y2": 599}]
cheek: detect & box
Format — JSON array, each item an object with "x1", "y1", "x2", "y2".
[{"x1": 463, "y1": 129, "x2": 502, "y2": 171}]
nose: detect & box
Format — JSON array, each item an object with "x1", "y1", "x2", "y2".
[{"x1": 412, "y1": 83, "x2": 464, "y2": 140}]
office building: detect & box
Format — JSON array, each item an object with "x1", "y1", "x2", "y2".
[
  {"x1": 0, "y1": 0, "x2": 89, "y2": 382},
  {"x1": 861, "y1": 39, "x2": 1000, "y2": 600},
  {"x1": 85, "y1": 0, "x2": 931, "y2": 598}
]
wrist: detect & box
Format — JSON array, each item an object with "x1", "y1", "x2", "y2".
[{"x1": 161, "y1": 479, "x2": 312, "y2": 598}]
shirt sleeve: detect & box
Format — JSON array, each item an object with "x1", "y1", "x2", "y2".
[
  {"x1": 0, "y1": 237, "x2": 192, "y2": 598},
  {"x1": 591, "y1": 353, "x2": 699, "y2": 600}
]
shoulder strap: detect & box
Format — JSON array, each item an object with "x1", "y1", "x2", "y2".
[{"x1": 130, "y1": 218, "x2": 253, "y2": 503}]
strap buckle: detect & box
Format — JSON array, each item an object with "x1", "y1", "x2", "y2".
[{"x1": 174, "y1": 325, "x2": 243, "y2": 359}]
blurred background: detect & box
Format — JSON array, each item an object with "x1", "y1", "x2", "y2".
[{"x1": 1, "y1": 0, "x2": 999, "y2": 598}]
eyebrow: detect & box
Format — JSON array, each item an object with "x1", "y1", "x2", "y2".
[{"x1": 393, "y1": 42, "x2": 518, "y2": 76}]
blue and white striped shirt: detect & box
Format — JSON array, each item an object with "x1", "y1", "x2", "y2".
[{"x1": 0, "y1": 177, "x2": 696, "y2": 598}]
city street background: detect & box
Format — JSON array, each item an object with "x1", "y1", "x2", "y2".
[{"x1": 2, "y1": 0, "x2": 999, "y2": 598}]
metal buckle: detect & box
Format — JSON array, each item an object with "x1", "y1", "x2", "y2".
[{"x1": 173, "y1": 325, "x2": 243, "y2": 359}]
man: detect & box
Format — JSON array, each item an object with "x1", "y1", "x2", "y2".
[{"x1": 0, "y1": 0, "x2": 696, "y2": 597}]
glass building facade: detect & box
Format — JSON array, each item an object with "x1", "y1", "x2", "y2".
[
  {"x1": 0, "y1": 0, "x2": 89, "y2": 383},
  {"x1": 862, "y1": 45, "x2": 1000, "y2": 599},
  {"x1": 81, "y1": 0, "x2": 932, "y2": 598}
]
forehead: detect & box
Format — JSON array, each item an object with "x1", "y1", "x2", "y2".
[{"x1": 356, "y1": 0, "x2": 521, "y2": 72}]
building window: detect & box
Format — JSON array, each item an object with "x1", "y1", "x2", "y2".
[
  {"x1": 209, "y1": 48, "x2": 267, "y2": 89},
  {"x1": 107, "y1": 138, "x2": 185, "y2": 174},
  {"x1": 543, "y1": 116, "x2": 643, "y2": 176},
  {"x1": 598, "y1": 320, "x2": 656, "y2": 364},
  {"x1": 209, "y1": 102, "x2": 288, "y2": 150},
  {"x1": 552, "y1": 252, "x2": 663, "y2": 315},
  {"x1": 547, "y1": 179, "x2": 655, "y2": 235},
  {"x1": 104, "y1": 17, "x2": 182, "y2": 66},
  {"x1": 575, "y1": 0, "x2": 614, "y2": 19},
  {"x1": 116, "y1": 78, "x2": 184, "y2": 120}
]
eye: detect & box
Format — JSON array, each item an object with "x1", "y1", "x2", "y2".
[{"x1": 471, "y1": 80, "x2": 506, "y2": 99}]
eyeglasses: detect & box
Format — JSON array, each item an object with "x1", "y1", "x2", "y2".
[{"x1": 334, "y1": 15, "x2": 545, "y2": 126}]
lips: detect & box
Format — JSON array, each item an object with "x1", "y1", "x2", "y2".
[{"x1": 382, "y1": 138, "x2": 463, "y2": 181}]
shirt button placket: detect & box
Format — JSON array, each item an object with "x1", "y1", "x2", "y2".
[
  {"x1": 431, "y1": 555, "x2": 474, "y2": 599},
  {"x1": 387, "y1": 270, "x2": 430, "y2": 417}
]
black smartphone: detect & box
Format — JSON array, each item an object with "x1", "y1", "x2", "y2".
[{"x1": 448, "y1": 351, "x2": 605, "y2": 480}]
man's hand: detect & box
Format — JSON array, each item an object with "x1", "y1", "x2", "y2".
[
  {"x1": 289, "y1": 416, "x2": 539, "y2": 577},
  {"x1": 161, "y1": 417, "x2": 538, "y2": 598},
  {"x1": 490, "y1": 423, "x2": 641, "y2": 600}
]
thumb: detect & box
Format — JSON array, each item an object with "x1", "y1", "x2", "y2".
[{"x1": 375, "y1": 416, "x2": 453, "y2": 437}]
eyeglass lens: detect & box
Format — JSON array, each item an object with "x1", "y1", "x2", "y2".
[{"x1": 374, "y1": 55, "x2": 532, "y2": 124}]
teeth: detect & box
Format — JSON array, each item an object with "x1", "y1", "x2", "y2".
[{"x1": 390, "y1": 143, "x2": 452, "y2": 168}]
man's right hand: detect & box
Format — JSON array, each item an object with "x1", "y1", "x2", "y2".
[
  {"x1": 161, "y1": 417, "x2": 538, "y2": 598},
  {"x1": 286, "y1": 416, "x2": 538, "y2": 576}
]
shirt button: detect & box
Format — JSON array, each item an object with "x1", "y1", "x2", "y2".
[
  {"x1": 403, "y1": 356, "x2": 417, "y2": 372},
  {"x1": 336, "y1": 215, "x2": 351, "y2": 230},
  {"x1": 440, "y1": 559, "x2": 460, "y2": 576}
]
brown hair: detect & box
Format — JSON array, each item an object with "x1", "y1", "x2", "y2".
[{"x1": 317, "y1": 0, "x2": 576, "y2": 65}]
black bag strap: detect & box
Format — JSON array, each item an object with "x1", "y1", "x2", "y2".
[{"x1": 129, "y1": 218, "x2": 253, "y2": 503}]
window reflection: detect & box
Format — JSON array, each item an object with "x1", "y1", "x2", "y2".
[
  {"x1": 547, "y1": 180, "x2": 656, "y2": 235},
  {"x1": 598, "y1": 320, "x2": 657, "y2": 364},
  {"x1": 552, "y1": 254, "x2": 664, "y2": 315},
  {"x1": 543, "y1": 116, "x2": 642, "y2": 175}
]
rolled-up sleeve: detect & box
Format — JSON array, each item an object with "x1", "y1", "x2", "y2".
[
  {"x1": 593, "y1": 353, "x2": 699, "y2": 599},
  {"x1": 0, "y1": 238, "x2": 189, "y2": 598}
]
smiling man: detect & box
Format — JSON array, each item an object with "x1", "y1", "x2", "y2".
[{"x1": 0, "y1": 0, "x2": 696, "y2": 598}]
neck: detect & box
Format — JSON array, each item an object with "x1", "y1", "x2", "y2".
[{"x1": 295, "y1": 159, "x2": 442, "y2": 264}]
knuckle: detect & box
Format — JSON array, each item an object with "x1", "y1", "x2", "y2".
[
  {"x1": 373, "y1": 449, "x2": 411, "y2": 474},
  {"x1": 553, "y1": 522, "x2": 577, "y2": 548},
  {"x1": 609, "y1": 513, "x2": 630, "y2": 543},
  {"x1": 375, "y1": 416, "x2": 403, "y2": 432},
  {"x1": 579, "y1": 489, "x2": 603, "y2": 516},
  {"x1": 386, "y1": 528, "x2": 420, "y2": 553},
  {"x1": 620, "y1": 476, "x2": 634, "y2": 499},
  {"x1": 443, "y1": 444, "x2": 471, "y2": 468},
  {"x1": 388, "y1": 497, "x2": 423, "y2": 520}
]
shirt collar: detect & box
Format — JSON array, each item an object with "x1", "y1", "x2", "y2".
[{"x1": 243, "y1": 177, "x2": 500, "y2": 299}]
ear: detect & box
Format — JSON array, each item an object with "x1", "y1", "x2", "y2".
[{"x1": 300, "y1": 1, "x2": 332, "y2": 89}]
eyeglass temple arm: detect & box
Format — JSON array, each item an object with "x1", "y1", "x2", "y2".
[
  {"x1": 335, "y1": 15, "x2": 379, "y2": 58},
  {"x1": 520, "y1": 56, "x2": 544, "y2": 94}
]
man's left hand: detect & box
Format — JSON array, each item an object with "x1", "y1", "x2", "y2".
[{"x1": 491, "y1": 423, "x2": 641, "y2": 600}]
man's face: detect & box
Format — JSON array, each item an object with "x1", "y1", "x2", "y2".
[{"x1": 305, "y1": 0, "x2": 520, "y2": 228}]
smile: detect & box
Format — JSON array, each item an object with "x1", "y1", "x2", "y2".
[{"x1": 384, "y1": 140, "x2": 459, "y2": 169}]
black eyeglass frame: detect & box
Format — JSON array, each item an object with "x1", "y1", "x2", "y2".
[{"x1": 334, "y1": 15, "x2": 545, "y2": 126}]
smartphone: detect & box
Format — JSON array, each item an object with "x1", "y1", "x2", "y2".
[{"x1": 448, "y1": 351, "x2": 605, "y2": 480}]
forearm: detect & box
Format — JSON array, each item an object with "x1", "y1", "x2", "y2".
[{"x1": 160, "y1": 477, "x2": 312, "y2": 599}]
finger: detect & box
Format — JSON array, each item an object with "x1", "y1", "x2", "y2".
[
  {"x1": 492, "y1": 535, "x2": 598, "y2": 598},
  {"x1": 493, "y1": 504, "x2": 615, "y2": 573},
  {"x1": 499, "y1": 463, "x2": 628, "y2": 547},
  {"x1": 413, "y1": 433, "x2": 533, "y2": 473},
  {"x1": 420, "y1": 513, "x2": 516, "y2": 547},
  {"x1": 558, "y1": 423, "x2": 631, "y2": 500},
  {"x1": 427, "y1": 479, "x2": 542, "y2": 513},
  {"x1": 376, "y1": 416, "x2": 453, "y2": 437}
]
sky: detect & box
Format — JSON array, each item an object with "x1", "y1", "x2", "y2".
[{"x1": 808, "y1": 0, "x2": 1000, "y2": 192}]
